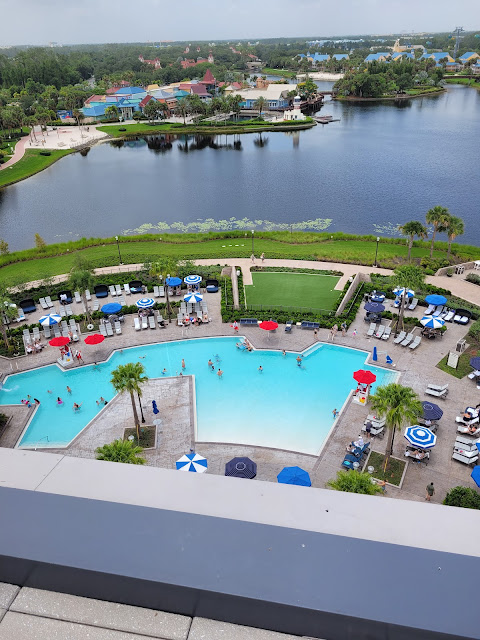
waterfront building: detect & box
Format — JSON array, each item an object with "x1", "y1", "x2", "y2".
[
  {"x1": 459, "y1": 51, "x2": 480, "y2": 64},
  {"x1": 230, "y1": 84, "x2": 295, "y2": 110}
]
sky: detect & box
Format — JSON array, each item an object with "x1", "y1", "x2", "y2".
[{"x1": 0, "y1": 0, "x2": 478, "y2": 46}]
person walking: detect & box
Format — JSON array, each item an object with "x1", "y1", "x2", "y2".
[
  {"x1": 260, "y1": 252, "x2": 265, "y2": 263},
  {"x1": 341, "y1": 322, "x2": 347, "y2": 337},
  {"x1": 251, "y1": 253, "x2": 255, "y2": 264},
  {"x1": 313, "y1": 328, "x2": 318, "y2": 340},
  {"x1": 425, "y1": 482, "x2": 435, "y2": 501}
]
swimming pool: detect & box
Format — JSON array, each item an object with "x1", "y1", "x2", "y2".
[{"x1": 0, "y1": 338, "x2": 395, "y2": 454}]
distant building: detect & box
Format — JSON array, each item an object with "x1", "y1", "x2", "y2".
[
  {"x1": 390, "y1": 52, "x2": 415, "y2": 61},
  {"x1": 230, "y1": 84, "x2": 296, "y2": 110},
  {"x1": 459, "y1": 52, "x2": 480, "y2": 64},
  {"x1": 364, "y1": 52, "x2": 390, "y2": 63},
  {"x1": 138, "y1": 55, "x2": 162, "y2": 69},
  {"x1": 332, "y1": 54, "x2": 349, "y2": 61},
  {"x1": 420, "y1": 52, "x2": 455, "y2": 65},
  {"x1": 472, "y1": 62, "x2": 480, "y2": 74}
]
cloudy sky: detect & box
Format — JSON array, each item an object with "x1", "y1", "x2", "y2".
[{"x1": 0, "y1": 0, "x2": 478, "y2": 46}]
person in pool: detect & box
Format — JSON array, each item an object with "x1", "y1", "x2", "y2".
[
  {"x1": 217, "y1": 368, "x2": 223, "y2": 378},
  {"x1": 57, "y1": 397, "x2": 63, "y2": 405},
  {"x1": 73, "y1": 402, "x2": 82, "y2": 412}
]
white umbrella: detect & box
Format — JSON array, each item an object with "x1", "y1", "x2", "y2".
[
  {"x1": 176, "y1": 452, "x2": 208, "y2": 473},
  {"x1": 136, "y1": 298, "x2": 155, "y2": 308},
  {"x1": 184, "y1": 292, "x2": 203, "y2": 303},
  {"x1": 420, "y1": 316, "x2": 445, "y2": 329},
  {"x1": 39, "y1": 314, "x2": 61, "y2": 326}
]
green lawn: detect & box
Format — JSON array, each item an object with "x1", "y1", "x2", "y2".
[
  {"x1": 0, "y1": 149, "x2": 73, "y2": 188},
  {"x1": 245, "y1": 272, "x2": 341, "y2": 311},
  {"x1": 261, "y1": 68, "x2": 297, "y2": 78},
  {"x1": 437, "y1": 343, "x2": 479, "y2": 379}
]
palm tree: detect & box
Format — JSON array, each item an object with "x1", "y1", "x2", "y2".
[
  {"x1": 392, "y1": 264, "x2": 425, "y2": 335},
  {"x1": 327, "y1": 470, "x2": 383, "y2": 495},
  {"x1": 69, "y1": 256, "x2": 95, "y2": 326},
  {"x1": 253, "y1": 96, "x2": 268, "y2": 118},
  {"x1": 425, "y1": 205, "x2": 449, "y2": 258},
  {"x1": 149, "y1": 258, "x2": 179, "y2": 323},
  {"x1": 369, "y1": 383, "x2": 422, "y2": 466},
  {"x1": 398, "y1": 221, "x2": 427, "y2": 262},
  {"x1": 174, "y1": 99, "x2": 189, "y2": 125},
  {"x1": 96, "y1": 439, "x2": 146, "y2": 464},
  {"x1": 111, "y1": 362, "x2": 149, "y2": 441},
  {"x1": 444, "y1": 215, "x2": 465, "y2": 257},
  {"x1": 0, "y1": 286, "x2": 18, "y2": 349}
]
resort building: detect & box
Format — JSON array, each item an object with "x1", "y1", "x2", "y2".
[
  {"x1": 420, "y1": 51, "x2": 455, "y2": 65},
  {"x1": 364, "y1": 52, "x2": 390, "y2": 62},
  {"x1": 230, "y1": 84, "x2": 295, "y2": 110},
  {"x1": 459, "y1": 51, "x2": 480, "y2": 64},
  {"x1": 138, "y1": 55, "x2": 162, "y2": 69},
  {"x1": 390, "y1": 51, "x2": 415, "y2": 61},
  {"x1": 332, "y1": 53, "x2": 349, "y2": 60},
  {"x1": 472, "y1": 61, "x2": 480, "y2": 74},
  {"x1": 283, "y1": 95, "x2": 307, "y2": 121}
]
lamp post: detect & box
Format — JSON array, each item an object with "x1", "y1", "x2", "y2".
[
  {"x1": 251, "y1": 230, "x2": 254, "y2": 254},
  {"x1": 115, "y1": 235, "x2": 123, "y2": 265},
  {"x1": 374, "y1": 236, "x2": 380, "y2": 267}
]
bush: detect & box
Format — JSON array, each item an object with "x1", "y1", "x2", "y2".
[
  {"x1": 468, "y1": 319, "x2": 480, "y2": 342},
  {"x1": 466, "y1": 274, "x2": 480, "y2": 286},
  {"x1": 39, "y1": 150, "x2": 51, "y2": 156},
  {"x1": 443, "y1": 486, "x2": 480, "y2": 509}
]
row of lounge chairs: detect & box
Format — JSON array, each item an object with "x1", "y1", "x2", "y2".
[
  {"x1": 391, "y1": 331, "x2": 422, "y2": 349},
  {"x1": 100, "y1": 321, "x2": 122, "y2": 336},
  {"x1": 341, "y1": 441, "x2": 371, "y2": 471},
  {"x1": 424, "y1": 383, "x2": 448, "y2": 399},
  {"x1": 134, "y1": 313, "x2": 166, "y2": 331},
  {"x1": 452, "y1": 434, "x2": 479, "y2": 465},
  {"x1": 366, "y1": 323, "x2": 391, "y2": 340}
]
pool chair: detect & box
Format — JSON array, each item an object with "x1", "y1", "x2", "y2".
[
  {"x1": 456, "y1": 409, "x2": 479, "y2": 426},
  {"x1": 427, "y1": 383, "x2": 449, "y2": 392},
  {"x1": 454, "y1": 309, "x2": 472, "y2": 325},
  {"x1": 141, "y1": 316, "x2": 148, "y2": 330},
  {"x1": 443, "y1": 308, "x2": 454, "y2": 322},
  {"x1": 366, "y1": 323, "x2": 376, "y2": 337},
  {"x1": 115, "y1": 321, "x2": 122, "y2": 335},
  {"x1": 85, "y1": 289, "x2": 91, "y2": 301},
  {"x1": 45, "y1": 296, "x2": 54, "y2": 308},
  {"x1": 158, "y1": 286, "x2": 165, "y2": 297},
  {"x1": 409, "y1": 336, "x2": 422, "y2": 350},
  {"x1": 341, "y1": 454, "x2": 365, "y2": 470},
  {"x1": 148, "y1": 315, "x2": 156, "y2": 329},
  {"x1": 374, "y1": 325, "x2": 385, "y2": 339},
  {"x1": 452, "y1": 450, "x2": 479, "y2": 465},
  {"x1": 285, "y1": 321, "x2": 293, "y2": 333},
  {"x1": 39, "y1": 297, "x2": 48, "y2": 310},
  {"x1": 457, "y1": 424, "x2": 480, "y2": 437},
  {"x1": 408, "y1": 297, "x2": 418, "y2": 310},
  {"x1": 424, "y1": 387, "x2": 448, "y2": 399},
  {"x1": 99, "y1": 323, "x2": 107, "y2": 337},
  {"x1": 19, "y1": 298, "x2": 37, "y2": 314},
  {"x1": 381, "y1": 326, "x2": 392, "y2": 341},
  {"x1": 109, "y1": 285, "x2": 117, "y2": 297},
  {"x1": 349, "y1": 442, "x2": 371, "y2": 459},
  {"x1": 94, "y1": 285, "x2": 109, "y2": 299},
  {"x1": 124, "y1": 284, "x2": 131, "y2": 296},
  {"x1": 405, "y1": 447, "x2": 430, "y2": 465},
  {"x1": 424, "y1": 304, "x2": 435, "y2": 315},
  {"x1": 400, "y1": 332, "x2": 415, "y2": 347},
  {"x1": 432, "y1": 305, "x2": 445, "y2": 317},
  {"x1": 153, "y1": 286, "x2": 160, "y2": 298},
  {"x1": 129, "y1": 280, "x2": 143, "y2": 294},
  {"x1": 134, "y1": 317, "x2": 141, "y2": 331},
  {"x1": 393, "y1": 330, "x2": 406, "y2": 344},
  {"x1": 74, "y1": 291, "x2": 82, "y2": 304}
]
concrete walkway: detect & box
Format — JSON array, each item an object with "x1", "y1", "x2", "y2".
[{"x1": 0, "y1": 135, "x2": 31, "y2": 170}]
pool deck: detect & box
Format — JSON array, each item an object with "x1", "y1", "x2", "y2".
[{"x1": 1, "y1": 286, "x2": 478, "y2": 505}]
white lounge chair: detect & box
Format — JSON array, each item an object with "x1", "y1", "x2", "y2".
[
  {"x1": 141, "y1": 316, "x2": 148, "y2": 330},
  {"x1": 53, "y1": 326, "x2": 61, "y2": 338},
  {"x1": 39, "y1": 297, "x2": 48, "y2": 310},
  {"x1": 408, "y1": 298, "x2": 418, "y2": 310},
  {"x1": 124, "y1": 284, "x2": 131, "y2": 295},
  {"x1": 375, "y1": 325, "x2": 385, "y2": 339},
  {"x1": 159, "y1": 286, "x2": 165, "y2": 297},
  {"x1": 452, "y1": 451, "x2": 478, "y2": 465},
  {"x1": 85, "y1": 289, "x2": 92, "y2": 301},
  {"x1": 409, "y1": 336, "x2": 422, "y2": 350},
  {"x1": 92, "y1": 301, "x2": 99, "y2": 311},
  {"x1": 32, "y1": 327, "x2": 41, "y2": 341},
  {"x1": 425, "y1": 387, "x2": 448, "y2": 399},
  {"x1": 16, "y1": 310, "x2": 26, "y2": 322},
  {"x1": 432, "y1": 305, "x2": 445, "y2": 317},
  {"x1": 134, "y1": 317, "x2": 141, "y2": 331},
  {"x1": 115, "y1": 284, "x2": 122, "y2": 296},
  {"x1": 427, "y1": 383, "x2": 448, "y2": 392},
  {"x1": 153, "y1": 286, "x2": 160, "y2": 298},
  {"x1": 65, "y1": 304, "x2": 73, "y2": 316},
  {"x1": 443, "y1": 309, "x2": 454, "y2": 322},
  {"x1": 109, "y1": 285, "x2": 116, "y2": 297},
  {"x1": 114, "y1": 321, "x2": 122, "y2": 335},
  {"x1": 393, "y1": 331, "x2": 406, "y2": 344},
  {"x1": 366, "y1": 323, "x2": 376, "y2": 337},
  {"x1": 99, "y1": 324, "x2": 107, "y2": 337},
  {"x1": 400, "y1": 333, "x2": 414, "y2": 347},
  {"x1": 381, "y1": 326, "x2": 391, "y2": 341},
  {"x1": 148, "y1": 315, "x2": 156, "y2": 329},
  {"x1": 74, "y1": 291, "x2": 82, "y2": 303},
  {"x1": 424, "y1": 304, "x2": 435, "y2": 315},
  {"x1": 59, "y1": 306, "x2": 66, "y2": 318},
  {"x1": 457, "y1": 424, "x2": 480, "y2": 437},
  {"x1": 105, "y1": 322, "x2": 114, "y2": 337},
  {"x1": 45, "y1": 296, "x2": 54, "y2": 308},
  {"x1": 43, "y1": 326, "x2": 51, "y2": 339},
  {"x1": 118, "y1": 295, "x2": 125, "y2": 306}
]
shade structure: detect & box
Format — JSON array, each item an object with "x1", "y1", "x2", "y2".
[
  {"x1": 404, "y1": 426, "x2": 437, "y2": 449},
  {"x1": 259, "y1": 321, "x2": 278, "y2": 331},
  {"x1": 393, "y1": 288, "x2": 414, "y2": 298},
  {"x1": 277, "y1": 466, "x2": 311, "y2": 487},
  {"x1": 370, "y1": 291, "x2": 385, "y2": 302},
  {"x1": 136, "y1": 298, "x2": 155, "y2": 309},
  {"x1": 421, "y1": 401, "x2": 443, "y2": 421},
  {"x1": 101, "y1": 302, "x2": 122, "y2": 315},
  {"x1": 425, "y1": 294, "x2": 447, "y2": 306},
  {"x1": 364, "y1": 302, "x2": 385, "y2": 313},
  {"x1": 49, "y1": 337, "x2": 70, "y2": 347},
  {"x1": 470, "y1": 357, "x2": 480, "y2": 371},
  {"x1": 176, "y1": 452, "x2": 208, "y2": 473},
  {"x1": 184, "y1": 274, "x2": 202, "y2": 285},
  {"x1": 225, "y1": 457, "x2": 257, "y2": 479},
  {"x1": 472, "y1": 464, "x2": 480, "y2": 488},
  {"x1": 420, "y1": 316, "x2": 445, "y2": 329},
  {"x1": 166, "y1": 276, "x2": 182, "y2": 287},
  {"x1": 353, "y1": 370, "x2": 377, "y2": 385},
  {"x1": 39, "y1": 314, "x2": 61, "y2": 326},
  {"x1": 183, "y1": 292, "x2": 203, "y2": 304},
  {"x1": 84, "y1": 334, "x2": 105, "y2": 346}
]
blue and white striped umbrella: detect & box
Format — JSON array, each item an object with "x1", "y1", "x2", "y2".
[
  {"x1": 39, "y1": 313, "x2": 61, "y2": 326},
  {"x1": 420, "y1": 316, "x2": 445, "y2": 329},
  {"x1": 184, "y1": 274, "x2": 202, "y2": 285},
  {"x1": 176, "y1": 452, "x2": 208, "y2": 473},
  {"x1": 404, "y1": 425, "x2": 437, "y2": 449},
  {"x1": 135, "y1": 298, "x2": 155, "y2": 309},
  {"x1": 393, "y1": 287, "x2": 415, "y2": 298},
  {"x1": 184, "y1": 292, "x2": 203, "y2": 303}
]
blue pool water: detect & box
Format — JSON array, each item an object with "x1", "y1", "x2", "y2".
[{"x1": 0, "y1": 338, "x2": 394, "y2": 454}]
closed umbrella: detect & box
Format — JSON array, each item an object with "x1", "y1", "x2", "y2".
[
  {"x1": 404, "y1": 426, "x2": 437, "y2": 449},
  {"x1": 39, "y1": 313, "x2": 61, "y2": 326},
  {"x1": 372, "y1": 346, "x2": 378, "y2": 362},
  {"x1": 136, "y1": 298, "x2": 155, "y2": 309},
  {"x1": 184, "y1": 292, "x2": 203, "y2": 303},
  {"x1": 425, "y1": 294, "x2": 447, "y2": 306},
  {"x1": 421, "y1": 401, "x2": 443, "y2": 421},
  {"x1": 152, "y1": 400, "x2": 159, "y2": 415},
  {"x1": 225, "y1": 457, "x2": 257, "y2": 479},
  {"x1": 420, "y1": 316, "x2": 445, "y2": 329},
  {"x1": 364, "y1": 302, "x2": 385, "y2": 313},
  {"x1": 277, "y1": 466, "x2": 311, "y2": 486},
  {"x1": 176, "y1": 452, "x2": 208, "y2": 473},
  {"x1": 101, "y1": 302, "x2": 122, "y2": 315},
  {"x1": 184, "y1": 275, "x2": 202, "y2": 285}
]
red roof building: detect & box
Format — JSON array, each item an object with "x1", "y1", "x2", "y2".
[
  {"x1": 139, "y1": 95, "x2": 155, "y2": 109},
  {"x1": 85, "y1": 94, "x2": 105, "y2": 104}
]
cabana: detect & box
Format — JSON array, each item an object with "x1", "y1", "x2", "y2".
[
  {"x1": 18, "y1": 298, "x2": 36, "y2": 314},
  {"x1": 57, "y1": 290, "x2": 73, "y2": 304},
  {"x1": 129, "y1": 280, "x2": 143, "y2": 294},
  {"x1": 453, "y1": 309, "x2": 472, "y2": 325},
  {"x1": 206, "y1": 279, "x2": 219, "y2": 293},
  {"x1": 94, "y1": 284, "x2": 109, "y2": 299}
]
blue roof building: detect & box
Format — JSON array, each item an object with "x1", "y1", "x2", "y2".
[
  {"x1": 333, "y1": 54, "x2": 349, "y2": 60},
  {"x1": 81, "y1": 104, "x2": 107, "y2": 118},
  {"x1": 459, "y1": 51, "x2": 480, "y2": 63},
  {"x1": 365, "y1": 52, "x2": 390, "y2": 62},
  {"x1": 391, "y1": 52, "x2": 414, "y2": 61},
  {"x1": 115, "y1": 86, "x2": 145, "y2": 95},
  {"x1": 312, "y1": 53, "x2": 330, "y2": 62}
]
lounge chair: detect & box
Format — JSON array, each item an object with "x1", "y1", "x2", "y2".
[
  {"x1": 408, "y1": 298, "x2": 418, "y2": 310},
  {"x1": 115, "y1": 285, "x2": 122, "y2": 296},
  {"x1": 240, "y1": 318, "x2": 259, "y2": 326},
  {"x1": 452, "y1": 451, "x2": 479, "y2": 465},
  {"x1": 443, "y1": 309, "x2": 454, "y2": 322},
  {"x1": 374, "y1": 325, "x2": 385, "y2": 339},
  {"x1": 427, "y1": 383, "x2": 448, "y2": 392},
  {"x1": 134, "y1": 317, "x2": 141, "y2": 331},
  {"x1": 16, "y1": 310, "x2": 26, "y2": 322},
  {"x1": 177, "y1": 317, "x2": 184, "y2": 326},
  {"x1": 124, "y1": 284, "x2": 131, "y2": 295},
  {"x1": 61, "y1": 328, "x2": 70, "y2": 338},
  {"x1": 425, "y1": 387, "x2": 448, "y2": 399},
  {"x1": 39, "y1": 297, "x2": 48, "y2": 310},
  {"x1": 99, "y1": 324, "x2": 107, "y2": 337},
  {"x1": 392, "y1": 297, "x2": 400, "y2": 308},
  {"x1": 409, "y1": 336, "x2": 422, "y2": 350},
  {"x1": 65, "y1": 305, "x2": 73, "y2": 317},
  {"x1": 141, "y1": 316, "x2": 148, "y2": 330},
  {"x1": 381, "y1": 326, "x2": 391, "y2": 341},
  {"x1": 45, "y1": 296, "x2": 54, "y2": 308},
  {"x1": 92, "y1": 301, "x2": 99, "y2": 311},
  {"x1": 69, "y1": 318, "x2": 77, "y2": 330},
  {"x1": 114, "y1": 321, "x2": 122, "y2": 334},
  {"x1": 159, "y1": 286, "x2": 165, "y2": 297},
  {"x1": 109, "y1": 285, "x2": 116, "y2": 297},
  {"x1": 153, "y1": 286, "x2": 160, "y2": 298},
  {"x1": 400, "y1": 332, "x2": 414, "y2": 347},
  {"x1": 393, "y1": 330, "x2": 406, "y2": 344},
  {"x1": 424, "y1": 304, "x2": 435, "y2": 315},
  {"x1": 405, "y1": 449, "x2": 429, "y2": 465},
  {"x1": 468, "y1": 370, "x2": 480, "y2": 380},
  {"x1": 366, "y1": 323, "x2": 376, "y2": 337},
  {"x1": 105, "y1": 322, "x2": 114, "y2": 337},
  {"x1": 59, "y1": 306, "x2": 66, "y2": 318},
  {"x1": 53, "y1": 326, "x2": 61, "y2": 338},
  {"x1": 432, "y1": 305, "x2": 445, "y2": 317},
  {"x1": 43, "y1": 326, "x2": 51, "y2": 339},
  {"x1": 148, "y1": 315, "x2": 156, "y2": 329},
  {"x1": 85, "y1": 289, "x2": 91, "y2": 301},
  {"x1": 32, "y1": 327, "x2": 40, "y2": 341},
  {"x1": 285, "y1": 321, "x2": 292, "y2": 333},
  {"x1": 74, "y1": 291, "x2": 82, "y2": 303}
]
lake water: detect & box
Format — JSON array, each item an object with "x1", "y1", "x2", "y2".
[{"x1": 0, "y1": 83, "x2": 478, "y2": 250}]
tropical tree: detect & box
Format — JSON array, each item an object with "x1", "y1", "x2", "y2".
[
  {"x1": 143, "y1": 99, "x2": 162, "y2": 124},
  {"x1": 398, "y1": 221, "x2": 427, "y2": 262},
  {"x1": 444, "y1": 215, "x2": 465, "y2": 257},
  {"x1": 327, "y1": 470, "x2": 383, "y2": 495},
  {"x1": 69, "y1": 255, "x2": 96, "y2": 325},
  {"x1": 72, "y1": 108, "x2": 84, "y2": 130},
  {"x1": 391, "y1": 264, "x2": 425, "y2": 334},
  {"x1": 96, "y1": 439, "x2": 146, "y2": 464},
  {"x1": 149, "y1": 258, "x2": 179, "y2": 323},
  {"x1": 253, "y1": 96, "x2": 268, "y2": 117},
  {"x1": 443, "y1": 486, "x2": 480, "y2": 509},
  {"x1": 174, "y1": 99, "x2": 189, "y2": 125},
  {"x1": 229, "y1": 94, "x2": 243, "y2": 120},
  {"x1": 104, "y1": 105, "x2": 119, "y2": 120},
  {"x1": 426, "y1": 205, "x2": 450, "y2": 258},
  {"x1": 0, "y1": 287, "x2": 18, "y2": 349},
  {"x1": 111, "y1": 362, "x2": 149, "y2": 441},
  {"x1": 369, "y1": 383, "x2": 422, "y2": 466}
]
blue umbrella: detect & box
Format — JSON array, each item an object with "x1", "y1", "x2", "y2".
[
  {"x1": 225, "y1": 457, "x2": 257, "y2": 479},
  {"x1": 184, "y1": 292, "x2": 203, "y2": 303},
  {"x1": 425, "y1": 294, "x2": 447, "y2": 306},
  {"x1": 471, "y1": 465, "x2": 480, "y2": 488},
  {"x1": 470, "y1": 357, "x2": 480, "y2": 370},
  {"x1": 393, "y1": 287, "x2": 414, "y2": 298},
  {"x1": 176, "y1": 452, "x2": 208, "y2": 473},
  {"x1": 277, "y1": 466, "x2": 311, "y2": 486},
  {"x1": 152, "y1": 400, "x2": 159, "y2": 415},
  {"x1": 421, "y1": 401, "x2": 443, "y2": 421},
  {"x1": 184, "y1": 274, "x2": 202, "y2": 285},
  {"x1": 136, "y1": 298, "x2": 155, "y2": 308},
  {"x1": 386, "y1": 355, "x2": 393, "y2": 365},
  {"x1": 404, "y1": 426, "x2": 437, "y2": 449},
  {"x1": 166, "y1": 276, "x2": 182, "y2": 287},
  {"x1": 372, "y1": 346, "x2": 378, "y2": 362},
  {"x1": 420, "y1": 316, "x2": 445, "y2": 329},
  {"x1": 370, "y1": 291, "x2": 385, "y2": 302},
  {"x1": 101, "y1": 302, "x2": 122, "y2": 315},
  {"x1": 39, "y1": 313, "x2": 61, "y2": 326},
  {"x1": 365, "y1": 302, "x2": 385, "y2": 313}
]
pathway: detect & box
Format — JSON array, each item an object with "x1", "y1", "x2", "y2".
[{"x1": 0, "y1": 135, "x2": 31, "y2": 170}]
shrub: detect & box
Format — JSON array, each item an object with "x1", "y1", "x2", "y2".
[
  {"x1": 39, "y1": 150, "x2": 51, "y2": 156},
  {"x1": 443, "y1": 486, "x2": 480, "y2": 509},
  {"x1": 466, "y1": 274, "x2": 480, "y2": 286},
  {"x1": 468, "y1": 319, "x2": 480, "y2": 342}
]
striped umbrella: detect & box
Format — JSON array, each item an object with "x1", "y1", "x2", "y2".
[
  {"x1": 176, "y1": 452, "x2": 208, "y2": 473},
  {"x1": 420, "y1": 316, "x2": 445, "y2": 329},
  {"x1": 404, "y1": 426, "x2": 437, "y2": 449},
  {"x1": 135, "y1": 298, "x2": 155, "y2": 308},
  {"x1": 39, "y1": 313, "x2": 61, "y2": 326},
  {"x1": 184, "y1": 274, "x2": 202, "y2": 285},
  {"x1": 393, "y1": 288, "x2": 414, "y2": 298},
  {"x1": 184, "y1": 292, "x2": 203, "y2": 303}
]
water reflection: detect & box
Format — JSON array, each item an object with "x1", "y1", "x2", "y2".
[{"x1": 177, "y1": 134, "x2": 242, "y2": 152}]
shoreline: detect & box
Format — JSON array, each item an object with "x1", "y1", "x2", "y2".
[{"x1": 334, "y1": 88, "x2": 445, "y2": 102}]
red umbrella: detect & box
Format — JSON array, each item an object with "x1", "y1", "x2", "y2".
[
  {"x1": 49, "y1": 337, "x2": 70, "y2": 347},
  {"x1": 84, "y1": 334, "x2": 105, "y2": 345},
  {"x1": 259, "y1": 321, "x2": 278, "y2": 331},
  {"x1": 353, "y1": 370, "x2": 377, "y2": 385}
]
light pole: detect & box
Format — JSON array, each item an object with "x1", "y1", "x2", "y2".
[
  {"x1": 115, "y1": 235, "x2": 123, "y2": 265},
  {"x1": 251, "y1": 230, "x2": 254, "y2": 254},
  {"x1": 374, "y1": 236, "x2": 380, "y2": 267}
]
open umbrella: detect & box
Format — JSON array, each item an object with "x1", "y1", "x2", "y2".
[
  {"x1": 176, "y1": 452, "x2": 208, "y2": 473},
  {"x1": 353, "y1": 370, "x2": 377, "y2": 385},
  {"x1": 225, "y1": 457, "x2": 257, "y2": 479},
  {"x1": 420, "y1": 316, "x2": 445, "y2": 329},
  {"x1": 425, "y1": 294, "x2": 447, "y2": 306},
  {"x1": 404, "y1": 426, "x2": 437, "y2": 449},
  {"x1": 471, "y1": 463, "x2": 480, "y2": 488},
  {"x1": 421, "y1": 401, "x2": 443, "y2": 421},
  {"x1": 101, "y1": 302, "x2": 122, "y2": 315},
  {"x1": 364, "y1": 302, "x2": 385, "y2": 313},
  {"x1": 184, "y1": 292, "x2": 203, "y2": 303},
  {"x1": 259, "y1": 320, "x2": 278, "y2": 332},
  {"x1": 84, "y1": 334, "x2": 105, "y2": 346},
  {"x1": 49, "y1": 337, "x2": 70, "y2": 347},
  {"x1": 166, "y1": 276, "x2": 182, "y2": 287},
  {"x1": 39, "y1": 313, "x2": 61, "y2": 326},
  {"x1": 393, "y1": 287, "x2": 414, "y2": 298},
  {"x1": 184, "y1": 275, "x2": 202, "y2": 285},
  {"x1": 470, "y1": 357, "x2": 480, "y2": 371},
  {"x1": 136, "y1": 298, "x2": 155, "y2": 309},
  {"x1": 277, "y1": 466, "x2": 311, "y2": 486}
]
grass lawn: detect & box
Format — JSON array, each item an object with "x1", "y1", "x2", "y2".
[
  {"x1": 124, "y1": 426, "x2": 156, "y2": 448},
  {"x1": 0, "y1": 149, "x2": 73, "y2": 188},
  {"x1": 437, "y1": 342, "x2": 479, "y2": 379},
  {"x1": 245, "y1": 272, "x2": 341, "y2": 311},
  {"x1": 367, "y1": 451, "x2": 406, "y2": 486},
  {"x1": 261, "y1": 68, "x2": 297, "y2": 78}
]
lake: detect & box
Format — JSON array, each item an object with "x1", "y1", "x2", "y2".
[{"x1": 0, "y1": 83, "x2": 479, "y2": 250}]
